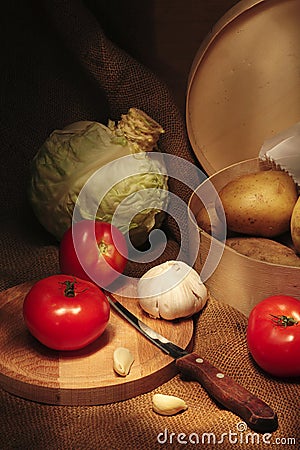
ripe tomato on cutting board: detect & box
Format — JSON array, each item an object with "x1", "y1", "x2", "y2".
[{"x1": 23, "y1": 274, "x2": 110, "y2": 351}]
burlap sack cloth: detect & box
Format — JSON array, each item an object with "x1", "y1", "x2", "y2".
[{"x1": 0, "y1": 1, "x2": 299, "y2": 449}]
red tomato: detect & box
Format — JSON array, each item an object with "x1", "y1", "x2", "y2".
[
  {"x1": 247, "y1": 295, "x2": 300, "y2": 377},
  {"x1": 23, "y1": 275, "x2": 110, "y2": 351},
  {"x1": 59, "y1": 220, "x2": 128, "y2": 288}
]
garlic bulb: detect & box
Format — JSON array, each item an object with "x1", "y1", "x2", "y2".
[{"x1": 137, "y1": 260, "x2": 208, "y2": 320}]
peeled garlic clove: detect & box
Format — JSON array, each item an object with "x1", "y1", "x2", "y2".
[
  {"x1": 113, "y1": 347, "x2": 134, "y2": 377},
  {"x1": 152, "y1": 393, "x2": 188, "y2": 416}
]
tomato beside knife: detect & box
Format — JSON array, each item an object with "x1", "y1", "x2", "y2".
[
  {"x1": 23, "y1": 275, "x2": 110, "y2": 351},
  {"x1": 247, "y1": 294, "x2": 300, "y2": 378}
]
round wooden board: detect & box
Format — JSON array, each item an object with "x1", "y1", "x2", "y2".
[{"x1": 0, "y1": 281, "x2": 194, "y2": 405}]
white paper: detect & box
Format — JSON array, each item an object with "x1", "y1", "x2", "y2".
[{"x1": 259, "y1": 122, "x2": 300, "y2": 185}]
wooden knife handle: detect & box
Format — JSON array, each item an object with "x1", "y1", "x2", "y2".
[{"x1": 176, "y1": 352, "x2": 278, "y2": 433}]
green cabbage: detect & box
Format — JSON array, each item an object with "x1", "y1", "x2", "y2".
[{"x1": 28, "y1": 108, "x2": 169, "y2": 246}]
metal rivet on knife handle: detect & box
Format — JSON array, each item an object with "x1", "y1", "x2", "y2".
[{"x1": 176, "y1": 352, "x2": 278, "y2": 433}]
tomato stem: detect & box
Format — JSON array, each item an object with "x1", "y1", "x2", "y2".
[
  {"x1": 270, "y1": 314, "x2": 298, "y2": 327},
  {"x1": 98, "y1": 240, "x2": 108, "y2": 254},
  {"x1": 62, "y1": 280, "x2": 76, "y2": 297}
]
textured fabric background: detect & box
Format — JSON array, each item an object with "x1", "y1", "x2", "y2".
[
  {"x1": 0, "y1": 0, "x2": 200, "y2": 289},
  {"x1": 0, "y1": 1, "x2": 299, "y2": 449}
]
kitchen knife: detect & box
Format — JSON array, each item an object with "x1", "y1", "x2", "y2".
[{"x1": 104, "y1": 290, "x2": 278, "y2": 433}]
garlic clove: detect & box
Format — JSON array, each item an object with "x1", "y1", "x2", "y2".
[
  {"x1": 152, "y1": 393, "x2": 188, "y2": 416},
  {"x1": 113, "y1": 347, "x2": 134, "y2": 377}
]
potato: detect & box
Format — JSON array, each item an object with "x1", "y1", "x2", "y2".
[
  {"x1": 291, "y1": 196, "x2": 300, "y2": 254},
  {"x1": 219, "y1": 170, "x2": 297, "y2": 237},
  {"x1": 226, "y1": 237, "x2": 300, "y2": 267}
]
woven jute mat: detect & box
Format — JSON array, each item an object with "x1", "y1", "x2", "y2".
[{"x1": 0, "y1": 1, "x2": 299, "y2": 448}]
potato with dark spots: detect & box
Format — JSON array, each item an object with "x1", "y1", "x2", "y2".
[
  {"x1": 226, "y1": 237, "x2": 300, "y2": 267},
  {"x1": 219, "y1": 170, "x2": 297, "y2": 237},
  {"x1": 291, "y1": 196, "x2": 300, "y2": 253}
]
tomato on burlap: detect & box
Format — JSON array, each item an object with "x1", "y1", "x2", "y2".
[{"x1": 247, "y1": 294, "x2": 300, "y2": 377}]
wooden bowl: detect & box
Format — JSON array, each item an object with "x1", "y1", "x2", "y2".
[
  {"x1": 186, "y1": 0, "x2": 300, "y2": 316},
  {"x1": 188, "y1": 158, "x2": 300, "y2": 317}
]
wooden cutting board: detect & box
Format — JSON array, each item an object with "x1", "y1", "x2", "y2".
[{"x1": 0, "y1": 280, "x2": 194, "y2": 405}]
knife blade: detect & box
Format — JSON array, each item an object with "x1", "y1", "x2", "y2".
[{"x1": 104, "y1": 290, "x2": 278, "y2": 433}]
